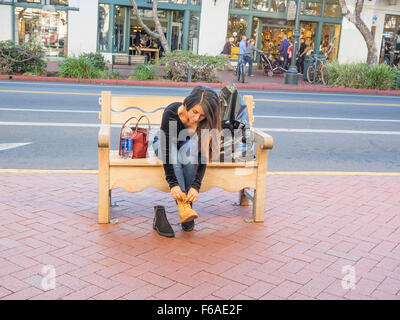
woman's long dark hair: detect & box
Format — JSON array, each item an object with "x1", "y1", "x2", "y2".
[{"x1": 183, "y1": 86, "x2": 221, "y2": 162}]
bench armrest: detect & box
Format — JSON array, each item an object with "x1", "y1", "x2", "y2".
[
  {"x1": 98, "y1": 124, "x2": 111, "y2": 148},
  {"x1": 251, "y1": 128, "x2": 274, "y2": 150}
]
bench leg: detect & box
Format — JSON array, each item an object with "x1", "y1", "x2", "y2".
[
  {"x1": 252, "y1": 147, "x2": 269, "y2": 222},
  {"x1": 98, "y1": 177, "x2": 110, "y2": 224},
  {"x1": 98, "y1": 149, "x2": 110, "y2": 224}
]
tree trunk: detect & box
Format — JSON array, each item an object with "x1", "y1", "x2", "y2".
[
  {"x1": 129, "y1": 0, "x2": 170, "y2": 53},
  {"x1": 338, "y1": 0, "x2": 378, "y2": 64}
]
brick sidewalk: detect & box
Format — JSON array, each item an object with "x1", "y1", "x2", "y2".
[{"x1": 0, "y1": 173, "x2": 399, "y2": 300}]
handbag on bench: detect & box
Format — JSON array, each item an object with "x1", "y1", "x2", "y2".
[{"x1": 119, "y1": 115, "x2": 151, "y2": 159}]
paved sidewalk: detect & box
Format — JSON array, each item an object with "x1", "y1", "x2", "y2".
[{"x1": 0, "y1": 172, "x2": 400, "y2": 300}]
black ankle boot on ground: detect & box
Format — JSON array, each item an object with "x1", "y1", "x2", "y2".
[
  {"x1": 153, "y1": 206, "x2": 175, "y2": 238},
  {"x1": 181, "y1": 202, "x2": 195, "y2": 232}
]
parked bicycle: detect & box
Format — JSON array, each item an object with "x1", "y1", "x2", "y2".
[
  {"x1": 306, "y1": 54, "x2": 328, "y2": 85},
  {"x1": 234, "y1": 53, "x2": 246, "y2": 83}
]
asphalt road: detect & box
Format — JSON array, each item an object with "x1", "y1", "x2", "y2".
[{"x1": 0, "y1": 80, "x2": 399, "y2": 172}]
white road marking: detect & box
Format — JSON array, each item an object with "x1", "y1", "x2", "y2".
[
  {"x1": 254, "y1": 115, "x2": 400, "y2": 123},
  {"x1": 258, "y1": 128, "x2": 400, "y2": 135},
  {"x1": 0, "y1": 142, "x2": 32, "y2": 151},
  {"x1": 0, "y1": 107, "x2": 98, "y2": 113}
]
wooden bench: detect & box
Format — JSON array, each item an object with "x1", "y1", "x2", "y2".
[{"x1": 98, "y1": 91, "x2": 274, "y2": 224}]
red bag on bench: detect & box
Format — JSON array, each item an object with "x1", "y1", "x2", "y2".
[{"x1": 119, "y1": 115, "x2": 151, "y2": 159}]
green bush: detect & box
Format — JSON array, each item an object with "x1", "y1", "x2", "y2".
[
  {"x1": 159, "y1": 50, "x2": 228, "y2": 82},
  {"x1": 325, "y1": 61, "x2": 399, "y2": 90},
  {"x1": 133, "y1": 64, "x2": 154, "y2": 81},
  {"x1": 0, "y1": 40, "x2": 46, "y2": 75},
  {"x1": 80, "y1": 52, "x2": 107, "y2": 71},
  {"x1": 58, "y1": 56, "x2": 105, "y2": 79}
]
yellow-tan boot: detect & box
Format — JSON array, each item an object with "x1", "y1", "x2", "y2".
[{"x1": 177, "y1": 194, "x2": 198, "y2": 223}]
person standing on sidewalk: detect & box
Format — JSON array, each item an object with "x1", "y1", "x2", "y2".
[
  {"x1": 238, "y1": 35, "x2": 247, "y2": 64},
  {"x1": 221, "y1": 37, "x2": 232, "y2": 56},
  {"x1": 152, "y1": 86, "x2": 221, "y2": 237},
  {"x1": 221, "y1": 37, "x2": 233, "y2": 71},
  {"x1": 297, "y1": 38, "x2": 308, "y2": 74},
  {"x1": 287, "y1": 39, "x2": 293, "y2": 69},
  {"x1": 279, "y1": 36, "x2": 290, "y2": 69},
  {"x1": 244, "y1": 39, "x2": 262, "y2": 77}
]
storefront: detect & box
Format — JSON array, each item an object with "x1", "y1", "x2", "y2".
[
  {"x1": 226, "y1": 0, "x2": 342, "y2": 62},
  {"x1": 11, "y1": 0, "x2": 76, "y2": 57},
  {"x1": 97, "y1": 0, "x2": 201, "y2": 60}
]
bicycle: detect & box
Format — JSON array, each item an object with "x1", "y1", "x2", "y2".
[
  {"x1": 234, "y1": 53, "x2": 246, "y2": 83},
  {"x1": 306, "y1": 54, "x2": 328, "y2": 85}
]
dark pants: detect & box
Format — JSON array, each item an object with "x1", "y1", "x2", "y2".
[
  {"x1": 297, "y1": 56, "x2": 305, "y2": 74},
  {"x1": 279, "y1": 55, "x2": 288, "y2": 69}
]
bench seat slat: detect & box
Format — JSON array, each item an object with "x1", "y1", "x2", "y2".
[{"x1": 109, "y1": 164, "x2": 258, "y2": 193}]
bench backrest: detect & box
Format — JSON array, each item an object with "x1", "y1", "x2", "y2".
[
  {"x1": 112, "y1": 55, "x2": 130, "y2": 65},
  {"x1": 99, "y1": 91, "x2": 254, "y2": 127},
  {"x1": 131, "y1": 55, "x2": 147, "y2": 64}
]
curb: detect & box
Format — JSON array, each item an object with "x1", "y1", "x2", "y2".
[{"x1": 1, "y1": 74, "x2": 400, "y2": 96}]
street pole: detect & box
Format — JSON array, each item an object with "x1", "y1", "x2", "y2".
[{"x1": 285, "y1": 0, "x2": 301, "y2": 85}]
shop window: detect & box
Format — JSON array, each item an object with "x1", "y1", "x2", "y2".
[
  {"x1": 191, "y1": 0, "x2": 201, "y2": 4},
  {"x1": 98, "y1": 4, "x2": 110, "y2": 52},
  {"x1": 252, "y1": 0, "x2": 268, "y2": 12},
  {"x1": 324, "y1": 2, "x2": 340, "y2": 18},
  {"x1": 231, "y1": 0, "x2": 250, "y2": 9},
  {"x1": 261, "y1": 24, "x2": 295, "y2": 59},
  {"x1": 129, "y1": 9, "x2": 168, "y2": 57},
  {"x1": 300, "y1": 22, "x2": 317, "y2": 54},
  {"x1": 114, "y1": 6, "x2": 128, "y2": 52},
  {"x1": 15, "y1": 7, "x2": 68, "y2": 57},
  {"x1": 171, "y1": 11, "x2": 184, "y2": 51},
  {"x1": 50, "y1": 0, "x2": 69, "y2": 5},
  {"x1": 188, "y1": 11, "x2": 200, "y2": 54},
  {"x1": 320, "y1": 23, "x2": 341, "y2": 59},
  {"x1": 270, "y1": 0, "x2": 286, "y2": 13},
  {"x1": 227, "y1": 15, "x2": 248, "y2": 46},
  {"x1": 304, "y1": 1, "x2": 321, "y2": 16}
]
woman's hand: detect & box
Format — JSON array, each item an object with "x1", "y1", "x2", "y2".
[
  {"x1": 171, "y1": 186, "x2": 185, "y2": 201},
  {"x1": 185, "y1": 188, "x2": 199, "y2": 203}
]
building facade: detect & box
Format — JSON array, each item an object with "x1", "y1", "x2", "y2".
[{"x1": 0, "y1": 0, "x2": 399, "y2": 64}]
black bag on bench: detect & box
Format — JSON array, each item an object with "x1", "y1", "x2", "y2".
[{"x1": 219, "y1": 84, "x2": 255, "y2": 162}]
